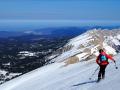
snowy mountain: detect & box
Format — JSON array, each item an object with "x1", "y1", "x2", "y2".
[
  {"x1": 0, "y1": 29, "x2": 120, "y2": 90},
  {"x1": 49, "y1": 28, "x2": 120, "y2": 64}
]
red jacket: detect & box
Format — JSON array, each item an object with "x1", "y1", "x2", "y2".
[{"x1": 96, "y1": 52, "x2": 114, "y2": 65}]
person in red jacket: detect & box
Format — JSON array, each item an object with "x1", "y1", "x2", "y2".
[{"x1": 96, "y1": 49, "x2": 115, "y2": 82}]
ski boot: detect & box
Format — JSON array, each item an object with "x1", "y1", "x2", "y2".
[{"x1": 97, "y1": 77, "x2": 101, "y2": 83}]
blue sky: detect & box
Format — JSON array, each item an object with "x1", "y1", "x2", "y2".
[
  {"x1": 0, "y1": 0, "x2": 120, "y2": 27},
  {"x1": 0, "y1": 0, "x2": 120, "y2": 21}
]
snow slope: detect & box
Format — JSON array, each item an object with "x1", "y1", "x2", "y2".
[
  {"x1": 0, "y1": 29, "x2": 120, "y2": 90},
  {"x1": 0, "y1": 54, "x2": 119, "y2": 90}
]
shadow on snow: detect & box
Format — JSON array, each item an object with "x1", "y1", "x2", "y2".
[{"x1": 72, "y1": 80, "x2": 97, "y2": 86}]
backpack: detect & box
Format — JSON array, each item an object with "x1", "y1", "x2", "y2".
[{"x1": 99, "y1": 54, "x2": 108, "y2": 62}]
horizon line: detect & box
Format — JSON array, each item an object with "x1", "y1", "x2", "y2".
[{"x1": 0, "y1": 20, "x2": 120, "y2": 23}]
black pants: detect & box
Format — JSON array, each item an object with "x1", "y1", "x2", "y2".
[{"x1": 98, "y1": 65, "x2": 107, "y2": 79}]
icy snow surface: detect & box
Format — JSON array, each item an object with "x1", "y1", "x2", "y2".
[{"x1": 0, "y1": 54, "x2": 120, "y2": 90}]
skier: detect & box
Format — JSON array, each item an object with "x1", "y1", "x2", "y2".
[{"x1": 96, "y1": 49, "x2": 115, "y2": 82}]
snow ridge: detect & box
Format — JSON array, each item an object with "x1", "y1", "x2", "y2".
[{"x1": 51, "y1": 29, "x2": 120, "y2": 63}]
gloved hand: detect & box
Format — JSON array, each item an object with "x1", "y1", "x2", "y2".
[
  {"x1": 98, "y1": 63, "x2": 101, "y2": 66},
  {"x1": 113, "y1": 60, "x2": 116, "y2": 63}
]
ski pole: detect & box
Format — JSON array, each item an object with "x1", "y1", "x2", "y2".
[
  {"x1": 114, "y1": 61, "x2": 118, "y2": 69},
  {"x1": 89, "y1": 66, "x2": 99, "y2": 80}
]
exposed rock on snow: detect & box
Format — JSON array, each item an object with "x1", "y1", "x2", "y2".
[{"x1": 51, "y1": 29, "x2": 120, "y2": 64}]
